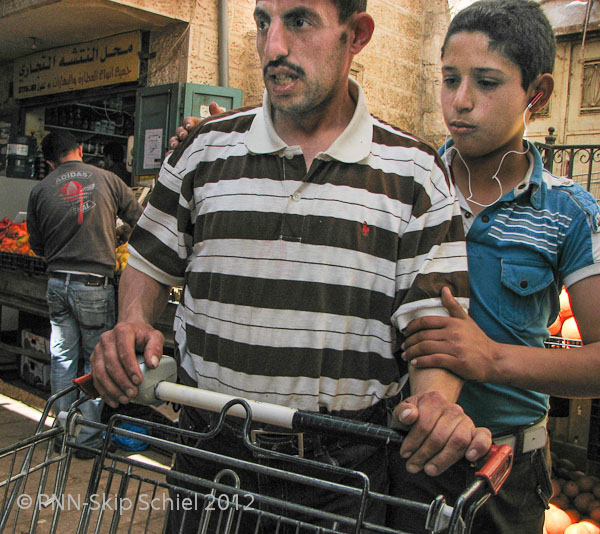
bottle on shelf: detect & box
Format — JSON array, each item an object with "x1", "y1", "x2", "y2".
[
  {"x1": 81, "y1": 109, "x2": 89, "y2": 131},
  {"x1": 74, "y1": 107, "x2": 82, "y2": 129},
  {"x1": 66, "y1": 106, "x2": 74, "y2": 128}
]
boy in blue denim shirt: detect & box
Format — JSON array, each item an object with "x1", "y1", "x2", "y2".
[{"x1": 397, "y1": 1, "x2": 600, "y2": 532}]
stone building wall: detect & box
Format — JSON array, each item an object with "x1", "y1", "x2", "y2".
[
  {"x1": 0, "y1": 0, "x2": 451, "y2": 145},
  {"x1": 153, "y1": 0, "x2": 451, "y2": 145}
]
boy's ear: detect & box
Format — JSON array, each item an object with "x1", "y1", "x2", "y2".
[{"x1": 528, "y1": 74, "x2": 554, "y2": 112}]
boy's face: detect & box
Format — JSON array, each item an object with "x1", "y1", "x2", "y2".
[{"x1": 441, "y1": 31, "x2": 531, "y2": 159}]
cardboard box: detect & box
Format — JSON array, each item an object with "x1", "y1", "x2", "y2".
[
  {"x1": 20, "y1": 354, "x2": 51, "y2": 391},
  {"x1": 21, "y1": 329, "x2": 50, "y2": 355}
]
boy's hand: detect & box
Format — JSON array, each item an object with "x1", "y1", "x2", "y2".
[
  {"x1": 401, "y1": 287, "x2": 499, "y2": 383},
  {"x1": 392, "y1": 392, "x2": 491, "y2": 475},
  {"x1": 168, "y1": 102, "x2": 226, "y2": 151}
]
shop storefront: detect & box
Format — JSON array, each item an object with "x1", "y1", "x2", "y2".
[{"x1": 11, "y1": 31, "x2": 141, "y2": 184}]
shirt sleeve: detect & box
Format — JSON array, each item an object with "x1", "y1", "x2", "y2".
[
  {"x1": 26, "y1": 189, "x2": 44, "y2": 257},
  {"x1": 114, "y1": 176, "x2": 143, "y2": 228},
  {"x1": 559, "y1": 185, "x2": 600, "y2": 288},
  {"x1": 391, "y1": 158, "x2": 469, "y2": 333},
  {"x1": 127, "y1": 155, "x2": 194, "y2": 287}
]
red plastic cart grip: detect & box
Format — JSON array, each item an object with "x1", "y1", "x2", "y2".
[
  {"x1": 73, "y1": 373, "x2": 99, "y2": 398},
  {"x1": 476, "y1": 444, "x2": 513, "y2": 495}
]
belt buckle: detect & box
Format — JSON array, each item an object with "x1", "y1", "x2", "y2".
[{"x1": 250, "y1": 429, "x2": 305, "y2": 458}]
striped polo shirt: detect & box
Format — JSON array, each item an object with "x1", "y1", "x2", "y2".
[{"x1": 128, "y1": 81, "x2": 469, "y2": 413}]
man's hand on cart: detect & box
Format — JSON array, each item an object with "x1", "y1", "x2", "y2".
[
  {"x1": 392, "y1": 392, "x2": 492, "y2": 476},
  {"x1": 91, "y1": 320, "x2": 164, "y2": 408}
]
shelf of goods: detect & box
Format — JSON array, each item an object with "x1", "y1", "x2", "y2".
[{"x1": 41, "y1": 98, "x2": 134, "y2": 173}]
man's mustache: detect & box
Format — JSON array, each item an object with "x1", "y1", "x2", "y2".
[{"x1": 263, "y1": 58, "x2": 305, "y2": 77}]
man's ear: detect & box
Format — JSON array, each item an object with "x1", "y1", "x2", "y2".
[
  {"x1": 528, "y1": 74, "x2": 554, "y2": 113},
  {"x1": 349, "y1": 12, "x2": 374, "y2": 55}
]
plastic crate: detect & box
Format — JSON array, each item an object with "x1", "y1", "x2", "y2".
[
  {"x1": 0, "y1": 251, "x2": 46, "y2": 274},
  {"x1": 544, "y1": 336, "x2": 583, "y2": 349}
]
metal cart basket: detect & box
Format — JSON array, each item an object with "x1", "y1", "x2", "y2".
[{"x1": 0, "y1": 357, "x2": 512, "y2": 534}]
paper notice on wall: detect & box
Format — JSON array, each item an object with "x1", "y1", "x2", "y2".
[{"x1": 143, "y1": 128, "x2": 163, "y2": 169}]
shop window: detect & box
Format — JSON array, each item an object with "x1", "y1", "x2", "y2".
[{"x1": 581, "y1": 60, "x2": 600, "y2": 113}]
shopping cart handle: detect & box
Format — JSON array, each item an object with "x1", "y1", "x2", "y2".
[
  {"x1": 73, "y1": 355, "x2": 178, "y2": 404},
  {"x1": 475, "y1": 444, "x2": 513, "y2": 495}
]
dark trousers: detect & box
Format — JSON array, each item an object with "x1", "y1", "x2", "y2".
[
  {"x1": 165, "y1": 405, "x2": 390, "y2": 533},
  {"x1": 387, "y1": 442, "x2": 553, "y2": 534}
]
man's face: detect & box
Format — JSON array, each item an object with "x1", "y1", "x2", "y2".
[
  {"x1": 254, "y1": 0, "x2": 353, "y2": 118},
  {"x1": 441, "y1": 31, "x2": 531, "y2": 159}
]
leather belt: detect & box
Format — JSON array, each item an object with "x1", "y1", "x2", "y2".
[
  {"x1": 50, "y1": 272, "x2": 111, "y2": 287},
  {"x1": 493, "y1": 416, "x2": 548, "y2": 455},
  {"x1": 184, "y1": 400, "x2": 390, "y2": 460}
]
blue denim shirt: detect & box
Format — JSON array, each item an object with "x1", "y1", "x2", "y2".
[{"x1": 440, "y1": 140, "x2": 600, "y2": 433}]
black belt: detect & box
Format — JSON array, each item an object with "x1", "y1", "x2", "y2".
[
  {"x1": 182, "y1": 400, "x2": 391, "y2": 459},
  {"x1": 50, "y1": 272, "x2": 111, "y2": 287}
]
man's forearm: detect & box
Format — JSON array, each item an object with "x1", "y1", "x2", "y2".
[
  {"x1": 409, "y1": 366, "x2": 463, "y2": 403},
  {"x1": 118, "y1": 265, "x2": 170, "y2": 325}
]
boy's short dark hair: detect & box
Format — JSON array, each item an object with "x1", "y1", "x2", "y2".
[
  {"x1": 41, "y1": 130, "x2": 80, "y2": 164},
  {"x1": 332, "y1": 0, "x2": 367, "y2": 22},
  {"x1": 442, "y1": 0, "x2": 555, "y2": 90}
]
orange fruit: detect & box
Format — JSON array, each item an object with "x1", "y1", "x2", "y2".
[
  {"x1": 564, "y1": 481, "x2": 581, "y2": 499},
  {"x1": 565, "y1": 524, "x2": 593, "y2": 534},
  {"x1": 546, "y1": 504, "x2": 575, "y2": 534},
  {"x1": 580, "y1": 520, "x2": 600, "y2": 534},
  {"x1": 549, "y1": 315, "x2": 563, "y2": 336},
  {"x1": 590, "y1": 508, "x2": 600, "y2": 524},
  {"x1": 561, "y1": 317, "x2": 581, "y2": 341},
  {"x1": 559, "y1": 288, "x2": 573, "y2": 320}
]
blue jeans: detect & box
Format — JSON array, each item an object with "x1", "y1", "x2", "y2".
[
  {"x1": 166, "y1": 405, "x2": 390, "y2": 533},
  {"x1": 46, "y1": 275, "x2": 115, "y2": 447},
  {"x1": 387, "y1": 442, "x2": 552, "y2": 533}
]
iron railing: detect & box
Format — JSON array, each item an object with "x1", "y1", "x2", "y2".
[{"x1": 535, "y1": 127, "x2": 600, "y2": 201}]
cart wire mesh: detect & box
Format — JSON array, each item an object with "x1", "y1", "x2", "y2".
[{"x1": 0, "y1": 387, "x2": 510, "y2": 534}]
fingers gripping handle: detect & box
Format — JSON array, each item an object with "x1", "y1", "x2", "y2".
[{"x1": 73, "y1": 355, "x2": 178, "y2": 405}]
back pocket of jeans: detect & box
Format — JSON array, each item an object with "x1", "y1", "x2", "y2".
[{"x1": 77, "y1": 294, "x2": 113, "y2": 329}]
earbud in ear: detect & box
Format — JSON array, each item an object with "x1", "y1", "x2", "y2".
[{"x1": 527, "y1": 92, "x2": 544, "y2": 110}]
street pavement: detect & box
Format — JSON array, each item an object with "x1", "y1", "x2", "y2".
[{"x1": 0, "y1": 379, "x2": 173, "y2": 533}]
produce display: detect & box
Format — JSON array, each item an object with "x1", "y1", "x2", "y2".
[
  {"x1": 545, "y1": 454, "x2": 600, "y2": 533},
  {"x1": 1, "y1": 216, "x2": 132, "y2": 274},
  {"x1": 115, "y1": 242, "x2": 129, "y2": 274},
  {"x1": 0, "y1": 217, "x2": 35, "y2": 256},
  {"x1": 549, "y1": 287, "x2": 582, "y2": 341}
]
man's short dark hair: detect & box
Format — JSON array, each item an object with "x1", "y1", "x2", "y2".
[
  {"x1": 442, "y1": 0, "x2": 555, "y2": 90},
  {"x1": 104, "y1": 141, "x2": 125, "y2": 162},
  {"x1": 332, "y1": 0, "x2": 367, "y2": 22},
  {"x1": 41, "y1": 130, "x2": 80, "y2": 164}
]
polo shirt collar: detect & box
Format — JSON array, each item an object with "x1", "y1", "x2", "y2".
[{"x1": 246, "y1": 78, "x2": 373, "y2": 163}]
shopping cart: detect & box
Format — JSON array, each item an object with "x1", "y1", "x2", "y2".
[{"x1": 0, "y1": 356, "x2": 513, "y2": 534}]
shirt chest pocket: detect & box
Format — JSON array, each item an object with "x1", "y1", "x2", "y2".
[{"x1": 500, "y1": 259, "x2": 554, "y2": 331}]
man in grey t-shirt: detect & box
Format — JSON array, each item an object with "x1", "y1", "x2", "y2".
[{"x1": 27, "y1": 130, "x2": 141, "y2": 458}]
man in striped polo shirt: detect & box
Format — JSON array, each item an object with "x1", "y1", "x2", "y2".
[{"x1": 91, "y1": 0, "x2": 492, "y2": 528}]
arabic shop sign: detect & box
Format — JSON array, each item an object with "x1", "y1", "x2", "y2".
[{"x1": 14, "y1": 31, "x2": 141, "y2": 99}]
